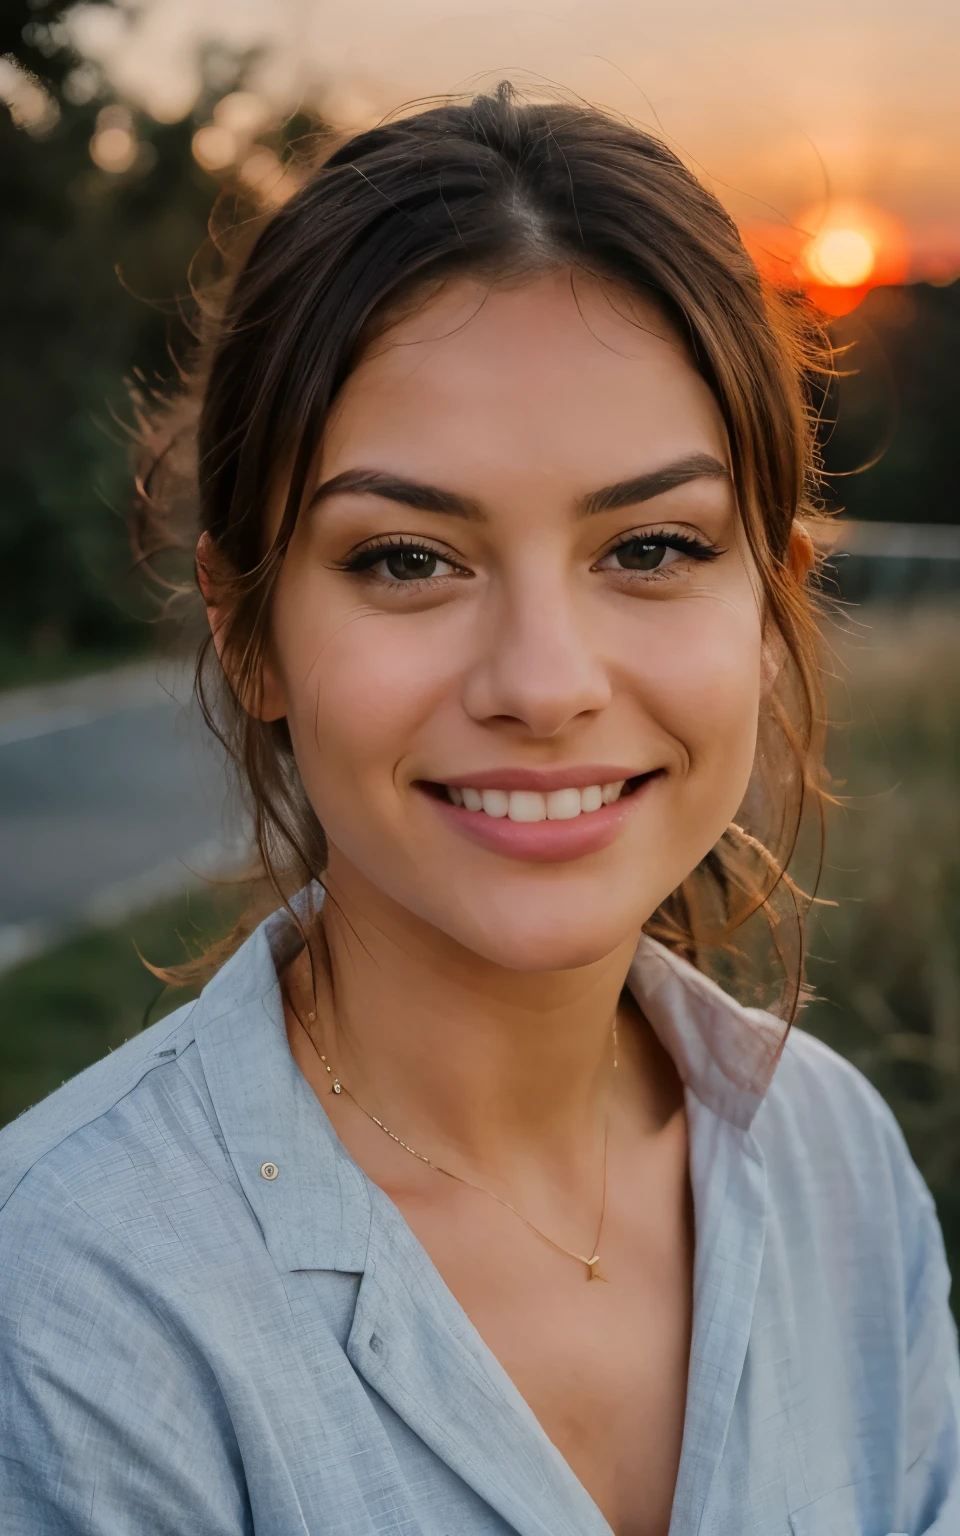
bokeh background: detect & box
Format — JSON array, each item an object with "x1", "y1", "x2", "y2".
[{"x1": 1, "y1": 1, "x2": 958, "y2": 1300}]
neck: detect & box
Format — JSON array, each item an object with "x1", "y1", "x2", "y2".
[{"x1": 289, "y1": 866, "x2": 671, "y2": 1183}]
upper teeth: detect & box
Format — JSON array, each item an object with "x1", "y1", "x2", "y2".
[{"x1": 448, "y1": 782, "x2": 626, "y2": 820}]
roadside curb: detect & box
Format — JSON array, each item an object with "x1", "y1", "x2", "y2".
[
  {"x1": 0, "y1": 655, "x2": 196, "y2": 745},
  {"x1": 0, "y1": 834, "x2": 250, "y2": 979}
]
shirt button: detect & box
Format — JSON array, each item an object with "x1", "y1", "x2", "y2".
[{"x1": 259, "y1": 1161, "x2": 279, "y2": 1181}]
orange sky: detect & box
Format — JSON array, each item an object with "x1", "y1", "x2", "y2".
[{"x1": 67, "y1": 0, "x2": 960, "y2": 285}]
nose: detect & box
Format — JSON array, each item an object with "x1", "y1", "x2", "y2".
[{"x1": 460, "y1": 575, "x2": 612, "y2": 738}]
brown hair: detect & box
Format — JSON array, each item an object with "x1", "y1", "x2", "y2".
[{"x1": 135, "y1": 82, "x2": 832, "y2": 1018}]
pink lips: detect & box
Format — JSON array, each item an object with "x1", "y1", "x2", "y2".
[
  {"x1": 419, "y1": 770, "x2": 663, "y2": 864},
  {"x1": 440, "y1": 764, "x2": 639, "y2": 792}
]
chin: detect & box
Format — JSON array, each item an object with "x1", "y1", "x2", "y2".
[{"x1": 439, "y1": 903, "x2": 641, "y2": 975}]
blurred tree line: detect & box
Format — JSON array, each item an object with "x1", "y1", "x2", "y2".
[
  {"x1": 0, "y1": 0, "x2": 213, "y2": 684},
  {"x1": 1, "y1": 1, "x2": 958, "y2": 686},
  {"x1": 825, "y1": 285, "x2": 960, "y2": 525}
]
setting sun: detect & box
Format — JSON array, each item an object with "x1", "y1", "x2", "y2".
[
  {"x1": 797, "y1": 200, "x2": 909, "y2": 313},
  {"x1": 807, "y1": 227, "x2": 876, "y2": 287},
  {"x1": 741, "y1": 198, "x2": 910, "y2": 316}
]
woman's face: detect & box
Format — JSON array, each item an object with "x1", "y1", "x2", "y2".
[{"x1": 262, "y1": 268, "x2": 765, "y2": 971}]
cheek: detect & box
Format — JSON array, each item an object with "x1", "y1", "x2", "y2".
[
  {"x1": 273, "y1": 589, "x2": 455, "y2": 811},
  {"x1": 628, "y1": 596, "x2": 762, "y2": 791}
]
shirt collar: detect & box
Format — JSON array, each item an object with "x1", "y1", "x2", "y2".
[
  {"x1": 625, "y1": 934, "x2": 787, "y2": 1132},
  {"x1": 190, "y1": 894, "x2": 373, "y2": 1274},
  {"x1": 187, "y1": 884, "x2": 786, "y2": 1273}
]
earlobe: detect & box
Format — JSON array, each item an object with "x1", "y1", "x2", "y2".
[
  {"x1": 787, "y1": 522, "x2": 816, "y2": 584},
  {"x1": 195, "y1": 532, "x2": 287, "y2": 723},
  {"x1": 196, "y1": 531, "x2": 230, "y2": 664}
]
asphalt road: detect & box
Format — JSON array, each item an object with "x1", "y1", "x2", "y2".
[{"x1": 0, "y1": 661, "x2": 243, "y2": 969}]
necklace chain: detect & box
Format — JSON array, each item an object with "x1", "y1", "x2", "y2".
[{"x1": 294, "y1": 984, "x2": 618, "y2": 1283}]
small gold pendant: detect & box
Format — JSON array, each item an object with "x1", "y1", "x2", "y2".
[{"x1": 585, "y1": 1255, "x2": 608, "y2": 1282}]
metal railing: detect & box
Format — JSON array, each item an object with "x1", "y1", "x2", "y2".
[{"x1": 816, "y1": 520, "x2": 960, "y2": 602}]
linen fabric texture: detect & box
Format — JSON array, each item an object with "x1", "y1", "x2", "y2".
[{"x1": 0, "y1": 890, "x2": 958, "y2": 1535}]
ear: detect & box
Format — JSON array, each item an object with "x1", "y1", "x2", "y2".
[
  {"x1": 196, "y1": 532, "x2": 287, "y2": 722},
  {"x1": 786, "y1": 521, "x2": 816, "y2": 584}
]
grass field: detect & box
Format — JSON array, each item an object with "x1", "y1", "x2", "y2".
[
  {"x1": 801, "y1": 603, "x2": 960, "y2": 1288},
  {"x1": 1, "y1": 601, "x2": 957, "y2": 1300},
  {"x1": 0, "y1": 888, "x2": 244, "y2": 1128}
]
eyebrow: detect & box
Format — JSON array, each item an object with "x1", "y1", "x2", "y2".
[
  {"x1": 578, "y1": 452, "x2": 731, "y2": 516},
  {"x1": 305, "y1": 452, "x2": 730, "y2": 522}
]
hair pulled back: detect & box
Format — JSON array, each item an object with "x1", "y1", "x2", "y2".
[{"x1": 135, "y1": 81, "x2": 832, "y2": 1017}]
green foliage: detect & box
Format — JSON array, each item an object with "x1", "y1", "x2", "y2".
[
  {"x1": 0, "y1": 2, "x2": 212, "y2": 660},
  {"x1": 0, "y1": 887, "x2": 243, "y2": 1127}
]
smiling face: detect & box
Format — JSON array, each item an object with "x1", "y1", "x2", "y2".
[{"x1": 257, "y1": 267, "x2": 765, "y2": 971}]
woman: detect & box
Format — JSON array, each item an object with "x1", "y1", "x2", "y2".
[{"x1": 0, "y1": 84, "x2": 956, "y2": 1536}]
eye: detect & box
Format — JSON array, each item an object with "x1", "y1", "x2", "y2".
[
  {"x1": 338, "y1": 536, "x2": 466, "y2": 585},
  {"x1": 382, "y1": 546, "x2": 442, "y2": 580},
  {"x1": 595, "y1": 529, "x2": 722, "y2": 578},
  {"x1": 607, "y1": 538, "x2": 675, "y2": 572}
]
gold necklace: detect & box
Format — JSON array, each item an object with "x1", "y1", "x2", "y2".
[{"x1": 294, "y1": 996, "x2": 618, "y2": 1283}]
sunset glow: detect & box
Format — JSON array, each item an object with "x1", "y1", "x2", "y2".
[
  {"x1": 798, "y1": 201, "x2": 910, "y2": 313},
  {"x1": 45, "y1": 0, "x2": 960, "y2": 293},
  {"x1": 742, "y1": 198, "x2": 912, "y2": 316},
  {"x1": 807, "y1": 228, "x2": 876, "y2": 288}
]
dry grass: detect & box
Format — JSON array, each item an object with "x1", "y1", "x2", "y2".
[{"x1": 803, "y1": 601, "x2": 960, "y2": 1289}]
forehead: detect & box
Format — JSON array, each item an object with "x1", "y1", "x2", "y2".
[{"x1": 321, "y1": 267, "x2": 729, "y2": 483}]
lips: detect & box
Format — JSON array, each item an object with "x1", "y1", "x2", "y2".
[{"x1": 417, "y1": 770, "x2": 663, "y2": 864}]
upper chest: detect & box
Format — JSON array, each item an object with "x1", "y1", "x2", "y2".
[{"x1": 378, "y1": 1113, "x2": 695, "y2": 1536}]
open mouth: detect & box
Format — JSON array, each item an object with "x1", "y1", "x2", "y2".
[{"x1": 419, "y1": 772, "x2": 660, "y2": 822}]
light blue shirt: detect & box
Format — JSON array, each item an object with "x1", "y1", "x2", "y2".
[{"x1": 1, "y1": 892, "x2": 958, "y2": 1535}]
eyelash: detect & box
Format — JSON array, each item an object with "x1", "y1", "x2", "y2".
[
  {"x1": 597, "y1": 527, "x2": 724, "y2": 578},
  {"x1": 336, "y1": 535, "x2": 469, "y2": 589},
  {"x1": 337, "y1": 528, "x2": 724, "y2": 589}
]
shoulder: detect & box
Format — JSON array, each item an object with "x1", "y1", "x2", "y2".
[
  {"x1": 757, "y1": 1024, "x2": 942, "y2": 1308},
  {"x1": 0, "y1": 905, "x2": 328, "y2": 1304},
  {"x1": 0, "y1": 993, "x2": 260, "y2": 1305},
  {"x1": 0, "y1": 1002, "x2": 259, "y2": 1533},
  {"x1": 0, "y1": 904, "x2": 297, "y2": 1225},
  {"x1": 764, "y1": 1024, "x2": 926, "y2": 1195},
  {"x1": 0, "y1": 998, "x2": 203, "y2": 1214}
]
